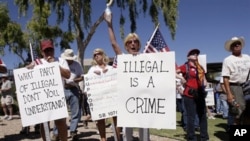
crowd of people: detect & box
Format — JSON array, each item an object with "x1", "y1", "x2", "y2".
[{"x1": 0, "y1": 11, "x2": 250, "y2": 141}]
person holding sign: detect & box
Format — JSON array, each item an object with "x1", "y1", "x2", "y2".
[
  {"x1": 104, "y1": 12, "x2": 149, "y2": 141},
  {"x1": 87, "y1": 48, "x2": 118, "y2": 141},
  {"x1": 176, "y1": 49, "x2": 209, "y2": 141},
  {"x1": 26, "y1": 39, "x2": 70, "y2": 141}
]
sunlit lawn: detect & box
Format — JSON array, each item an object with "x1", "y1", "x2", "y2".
[{"x1": 149, "y1": 112, "x2": 229, "y2": 141}]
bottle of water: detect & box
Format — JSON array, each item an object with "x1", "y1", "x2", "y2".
[{"x1": 105, "y1": 5, "x2": 111, "y2": 22}]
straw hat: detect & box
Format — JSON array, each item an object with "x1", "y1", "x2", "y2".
[
  {"x1": 61, "y1": 49, "x2": 76, "y2": 60},
  {"x1": 224, "y1": 36, "x2": 245, "y2": 52}
]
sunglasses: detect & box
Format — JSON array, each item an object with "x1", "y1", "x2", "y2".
[
  {"x1": 43, "y1": 48, "x2": 54, "y2": 53},
  {"x1": 127, "y1": 39, "x2": 139, "y2": 44},
  {"x1": 231, "y1": 41, "x2": 241, "y2": 47},
  {"x1": 94, "y1": 52, "x2": 102, "y2": 57}
]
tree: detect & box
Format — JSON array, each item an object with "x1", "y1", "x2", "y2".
[
  {"x1": 15, "y1": 0, "x2": 179, "y2": 67},
  {"x1": 0, "y1": 3, "x2": 29, "y2": 65}
]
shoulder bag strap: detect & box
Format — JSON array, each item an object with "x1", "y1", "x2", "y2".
[{"x1": 246, "y1": 69, "x2": 250, "y2": 81}]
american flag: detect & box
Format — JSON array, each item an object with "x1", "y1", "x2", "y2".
[
  {"x1": 143, "y1": 28, "x2": 170, "y2": 53},
  {"x1": 29, "y1": 41, "x2": 42, "y2": 64}
]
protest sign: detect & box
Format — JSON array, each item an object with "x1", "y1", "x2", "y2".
[
  {"x1": 205, "y1": 88, "x2": 215, "y2": 106},
  {"x1": 13, "y1": 62, "x2": 68, "y2": 127},
  {"x1": 116, "y1": 52, "x2": 176, "y2": 129},
  {"x1": 84, "y1": 69, "x2": 118, "y2": 120},
  {"x1": 198, "y1": 54, "x2": 207, "y2": 72}
]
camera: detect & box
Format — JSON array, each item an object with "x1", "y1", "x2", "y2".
[
  {"x1": 188, "y1": 88, "x2": 198, "y2": 98},
  {"x1": 230, "y1": 99, "x2": 240, "y2": 115}
]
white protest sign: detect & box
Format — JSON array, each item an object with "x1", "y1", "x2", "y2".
[
  {"x1": 13, "y1": 62, "x2": 68, "y2": 127},
  {"x1": 117, "y1": 52, "x2": 176, "y2": 129},
  {"x1": 205, "y1": 88, "x2": 215, "y2": 106},
  {"x1": 198, "y1": 54, "x2": 207, "y2": 72},
  {"x1": 84, "y1": 69, "x2": 118, "y2": 120}
]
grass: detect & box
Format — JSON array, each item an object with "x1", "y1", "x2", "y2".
[{"x1": 149, "y1": 112, "x2": 229, "y2": 141}]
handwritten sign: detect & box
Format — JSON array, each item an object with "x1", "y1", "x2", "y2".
[
  {"x1": 13, "y1": 62, "x2": 68, "y2": 127},
  {"x1": 205, "y1": 88, "x2": 215, "y2": 106},
  {"x1": 116, "y1": 52, "x2": 176, "y2": 129},
  {"x1": 84, "y1": 69, "x2": 118, "y2": 120}
]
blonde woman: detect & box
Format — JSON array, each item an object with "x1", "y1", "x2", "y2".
[
  {"x1": 88, "y1": 48, "x2": 111, "y2": 75},
  {"x1": 87, "y1": 48, "x2": 114, "y2": 141},
  {"x1": 104, "y1": 11, "x2": 149, "y2": 141}
]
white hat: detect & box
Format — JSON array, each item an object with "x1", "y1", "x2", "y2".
[
  {"x1": 61, "y1": 49, "x2": 76, "y2": 60},
  {"x1": 224, "y1": 36, "x2": 245, "y2": 52}
]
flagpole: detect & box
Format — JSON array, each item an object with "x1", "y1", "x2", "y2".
[
  {"x1": 29, "y1": 40, "x2": 51, "y2": 141},
  {"x1": 29, "y1": 40, "x2": 34, "y2": 62}
]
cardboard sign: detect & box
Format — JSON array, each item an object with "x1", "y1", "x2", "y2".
[
  {"x1": 84, "y1": 69, "x2": 118, "y2": 120},
  {"x1": 116, "y1": 52, "x2": 176, "y2": 129},
  {"x1": 205, "y1": 88, "x2": 215, "y2": 106},
  {"x1": 13, "y1": 62, "x2": 68, "y2": 127}
]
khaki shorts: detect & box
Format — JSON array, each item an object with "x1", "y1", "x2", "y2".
[{"x1": 1, "y1": 95, "x2": 14, "y2": 105}]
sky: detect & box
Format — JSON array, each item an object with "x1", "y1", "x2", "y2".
[{"x1": 1, "y1": 0, "x2": 250, "y2": 70}]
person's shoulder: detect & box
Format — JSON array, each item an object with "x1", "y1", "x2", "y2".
[
  {"x1": 179, "y1": 63, "x2": 187, "y2": 68},
  {"x1": 223, "y1": 55, "x2": 234, "y2": 62},
  {"x1": 242, "y1": 54, "x2": 250, "y2": 58}
]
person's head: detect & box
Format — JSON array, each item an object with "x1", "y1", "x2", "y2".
[
  {"x1": 187, "y1": 49, "x2": 200, "y2": 61},
  {"x1": 61, "y1": 49, "x2": 76, "y2": 64},
  {"x1": 91, "y1": 48, "x2": 109, "y2": 65},
  {"x1": 1, "y1": 74, "x2": 8, "y2": 81},
  {"x1": 40, "y1": 39, "x2": 54, "y2": 58},
  {"x1": 124, "y1": 33, "x2": 141, "y2": 54},
  {"x1": 224, "y1": 36, "x2": 245, "y2": 53}
]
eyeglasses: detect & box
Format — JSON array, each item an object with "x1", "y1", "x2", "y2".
[
  {"x1": 127, "y1": 39, "x2": 139, "y2": 44},
  {"x1": 231, "y1": 41, "x2": 241, "y2": 47},
  {"x1": 44, "y1": 48, "x2": 54, "y2": 53},
  {"x1": 94, "y1": 52, "x2": 102, "y2": 57}
]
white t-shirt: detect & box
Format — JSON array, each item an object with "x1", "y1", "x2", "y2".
[
  {"x1": 1, "y1": 80, "x2": 11, "y2": 97},
  {"x1": 87, "y1": 65, "x2": 113, "y2": 75},
  {"x1": 66, "y1": 61, "x2": 83, "y2": 87},
  {"x1": 221, "y1": 54, "x2": 250, "y2": 83}
]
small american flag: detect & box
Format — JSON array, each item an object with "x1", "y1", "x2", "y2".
[
  {"x1": 29, "y1": 41, "x2": 42, "y2": 64},
  {"x1": 143, "y1": 28, "x2": 170, "y2": 53}
]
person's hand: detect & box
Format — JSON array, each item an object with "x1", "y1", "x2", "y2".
[
  {"x1": 65, "y1": 79, "x2": 74, "y2": 84},
  {"x1": 104, "y1": 12, "x2": 112, "y2": 23},
  {"x1": 26, "y1": 62, "x2": 36, "y2": 69},
  {"x1": 227, "y1": 92, "x2": 234, "y2": 104},
  {"x1": 180, "y1": 77, "x2": 187, "y2": 84},
  {"x1": 94, "y1": 70, "x2": 101, "y2": 75},
  {"x1": 103, "y1": 69, "x2": 108, "y2": 73},
  {"x1": 46, "y1": 56, "x2": 55, "y2": 63}
]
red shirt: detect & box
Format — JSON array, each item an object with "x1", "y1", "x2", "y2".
[{"x1": 179, "y1": 63, "x2": 199, "y2": 98}]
